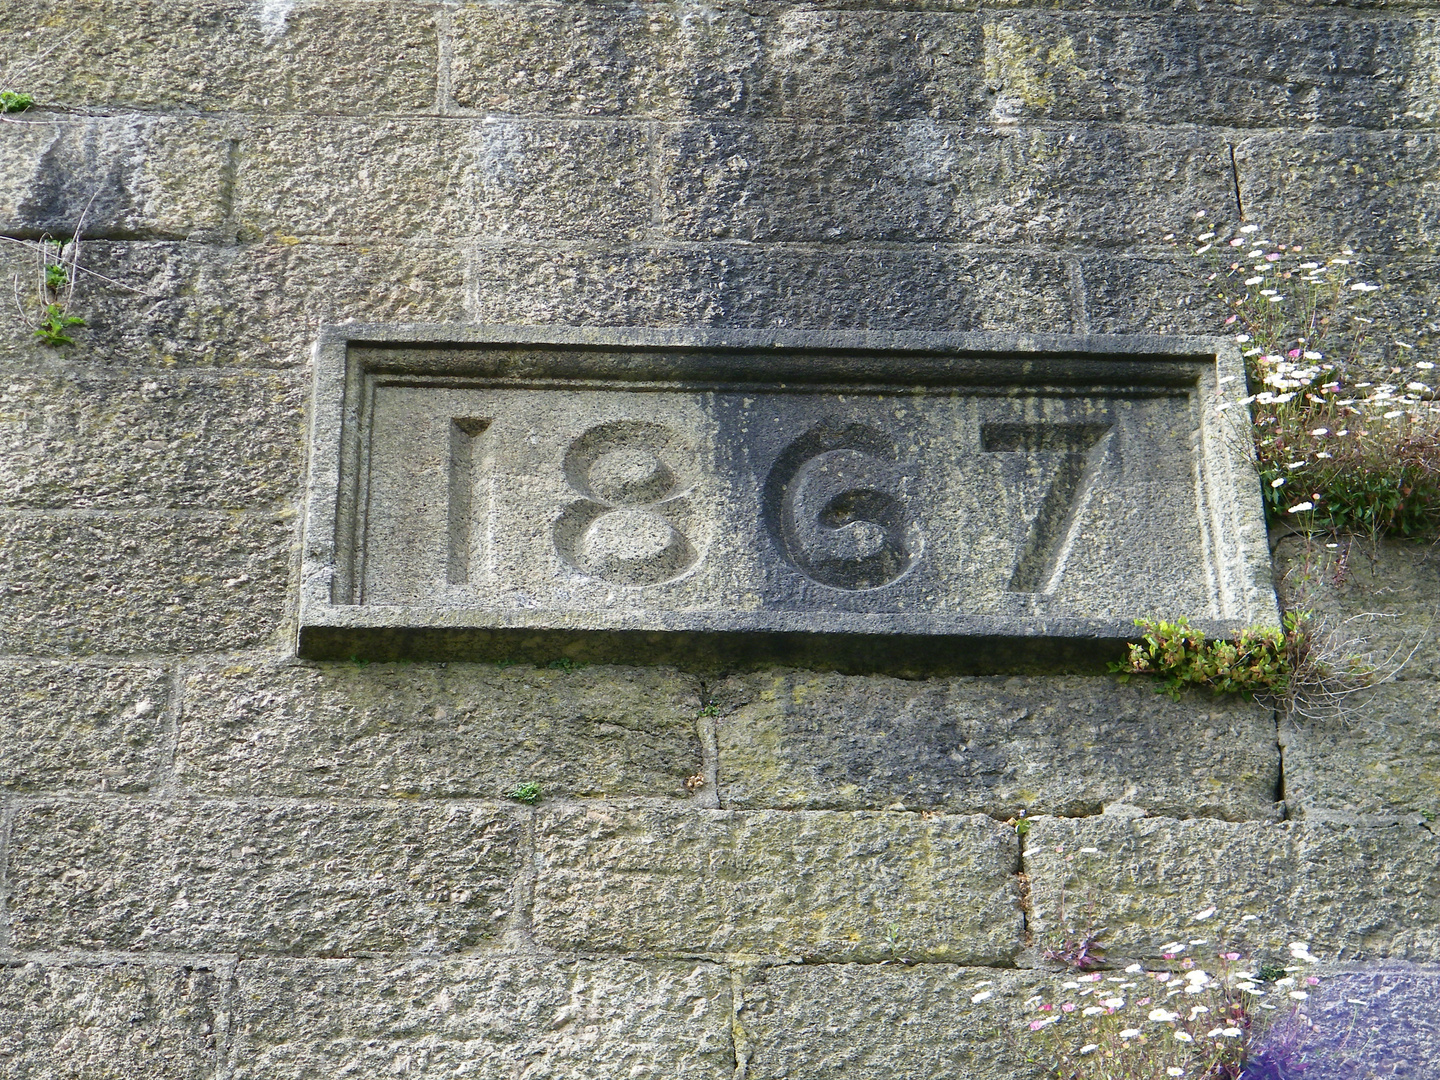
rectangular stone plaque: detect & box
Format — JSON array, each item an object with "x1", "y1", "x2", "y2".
[{"x1": 299, "y1": 326, "x2": 1276, "y2": 672}]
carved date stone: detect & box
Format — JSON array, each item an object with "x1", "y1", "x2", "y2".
[{"x1": 299, "y1": 326, "x2": 1275, "y2": 672}]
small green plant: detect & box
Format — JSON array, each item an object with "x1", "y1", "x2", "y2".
[
  {"x1": 44, "y1": 263, "x2": 67, "y2": 290},
  {"x1": 34, "y1": 302, "x2": 85, "y2": 346},
  {"x1": 544, "y1": 657, "x2": 580, "y2": 673},
  {"x1": 0, "y1": 90, "x2": 34, "y2": 113},
  {"x1": 697, "y1": 702, "x2": 720, "y2": 718},
  {"x1": 1112, "y1": 616, "x2": 1296, "y2": 700},
  {"x1": 507, "y1": 781, "x2": 542, "y2": 804}
]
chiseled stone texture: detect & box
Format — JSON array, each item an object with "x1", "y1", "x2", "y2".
[
  {"x1": 984, "y1": 14, "x2": 1440, "y2": 129},
  {"x1": 1283, "y1": 681, "x2": 1440, "y2": 824},
  {"x1": 658, "y1": 123, "x2": 1230, "y2": 247},
  {"x1": 1274, "y1": 538, "x2": 1440, "y2": 822},
  {"x1": 232, "y1": 118, "x2": 472, "y2": 242},
  {"x1": 1237, "y1": 131, "x2": 1440, "y2": 256},
  {"x1": 0, "y1": 513, "x2": 290, "y2": 656},
  {"x1": 451, "y1": 2, "x2": 761, "y2": 117},
  {"x1": 0, "y1": 0, "x2": 438, "y2": 113},
  {"x1": 0, "y1": 370, "x2": 302, "y2": 509},
  {"x1": 0, "y1": 962, "x2": 222, "y2": 1079},
  {"x1": 175, "y1": 660, "x2": 703, "y2": 799},
  {"x1": 227, "y1": 958, "x2": 733, "y2": 1080},
  {"x1": 469, "y1": 244, "x2": 1075, "y2": 331},
  {"x1": 6, "y1": 798, "x2": 524, "y2": 955},
  {"x1": 1025, "y1": 816, "x2": 1440, "y2": 963},
  {"x1": 533, "y1": 805, "x2": 1021, "y2": 963},
  {"x1": 0, "y1": 240, "x2": 467, "y2": 369},
  {"x1": 0, "y1": 662, "x2": 168, "y2": 793},
  {"x1": 451, "y1": 6, "x2": 991, "y2": 121},
  {"x1": 472, "y1": 120, "x2": 652, "y2": 242},
  {"x1": 0, "y1": 116, "x2": 230, "y2": 240},
  {"x1": 715, "y1": 671, "x2": 1280, "y2": 820},
  {"x1": 739, "y1": 965, "x2": 1046, "y2": 1080}
]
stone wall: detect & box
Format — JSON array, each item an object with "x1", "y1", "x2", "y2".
[{"x1": 1, "y1": 2, "x2": 1438, "y2": 1077}]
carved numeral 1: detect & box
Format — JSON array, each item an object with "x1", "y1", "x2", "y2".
[
  {"x1": 981, "y1": 422, "x2": 1113, "y2": 594},
  {"x1": 448, "y1": 418, "x2": 492, "y2": 585}
]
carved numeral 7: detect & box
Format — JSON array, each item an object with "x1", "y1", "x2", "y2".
[{"x1": 980, "y1": 422, "x2": 1114, "y2": 594}]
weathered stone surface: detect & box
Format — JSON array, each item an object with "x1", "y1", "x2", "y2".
[
  {"x1": 747, "y1": 10, "x2": 986, "y2": 121},
  {"x1": 233, "y1": 118, "x2": 471, "y2": 242},
  {"x1": 533, "y1": 805, "x2": 1022, "y2": 962},
  {"x1": 984, "y1": 15, "x2": 1440, "y2": 128},
  {"x1": 659, "y1": 123, "x2": 1232, "y2": 246},
  {"x1": 0, "y1": 962, "x2": 221, "y2": 1079},
  {"x1": 472, "y1": 121, "x2": 652, "y2": 242},
  {"x1": 6, "y1": 798, "x2": 524, "y2": 955},
  {"x1": 739, "y1": 965, "x2": 1046, "y2": 1080},
  {"x1": 1244, "y1": 967, "x2": 1440, "y2": 1079},
  {"x1": 1080, "y1": 253, "x2": 1232, "y2": 337},
  {"x1": 0, "y1": 662, "x2": 168, "y2": 793},
  {"x1": 1273, "y1": 538, "x2": 1440, "y2": 822},
  {"x1": 0, "y1": 513, "x2": 289, "y2": 656},
  {"x1": 1237, "y1": 132, "x2": 1440, "y2": 256},
  {"x1": 1025, "y1": 816, "x2": 1440, "y2": 963},
  {"x1": 469, "y1": 243, "x2": 1076, "y2": 331},
  {"x1": 228, "y1": 957, "x2": 731, "y2": 1080},
  {"x1": 0, "y1": 116, "x2": 230, "y2": 240},
  {"x1": 715, "y1": 670, "x2": 1280, "y2": 820},
  {"x1": 175, "y1": 660, "x2": 703, "y2": 798},
  {"x1": 0, "y1": 240, "x2": 466, "y2": 368},
  {"x1": 0, "y1": 370, "x2": 302, "y2": 509},
  {"x1": 1275, "y1": 537, "x2": 1440, "y2": 682},
  {"x1": 450, "y1": 3, "x2": 760, "y2": 117},
  {"x1": 1283, "y1": 680, "x2": 1440, "y2": 824},
  {"x1": 0, "y1": 1, "x2": 438, "y2": 113}
]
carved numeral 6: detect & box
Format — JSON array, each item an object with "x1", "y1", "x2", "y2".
[{"x1": 764, "y1": 421, "x2": 923, "y2": 590}]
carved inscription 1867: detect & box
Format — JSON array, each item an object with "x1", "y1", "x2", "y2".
[{"x1": 299, "y1": 326, "x2": 1276, "y2": 662}]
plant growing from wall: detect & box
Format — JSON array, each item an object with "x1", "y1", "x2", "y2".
[
  {"x1": 1193, "y1": 224, "x2": 1440, "y2": 539},
  {"x1": 5, "y1": 232, "x2": 87, "y2": 347},
  {"x1": 1112, "y1": 617, "x2": 1293, "y2": 700},
  {"x1": 1024, "y1": 926, "x2": 1340, "y2": 1079},
  {"x1": 0, "y1": 90, "x2": 33, "y2": 113}
]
